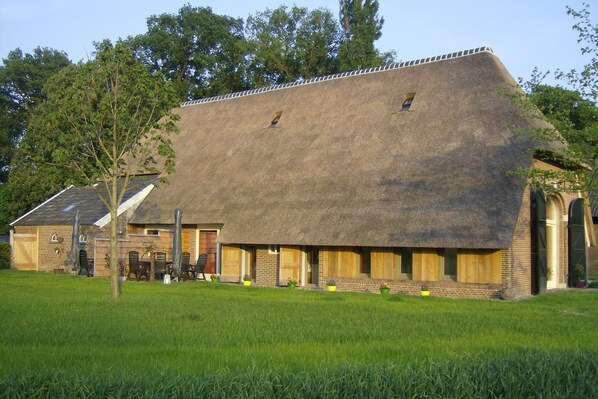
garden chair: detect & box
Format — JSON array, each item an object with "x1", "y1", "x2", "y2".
[
  {"x1": 78, "y1": 249, "x2": 94, "y2": 277},
  {"x1": 153, "y1": 251, "x2": 167, "y2": 280},
  {"x1": 128, "y1": 251, "x2": 148, "y2": 281},
  {"x1": 179, "y1": 252, "x2": 192, "y2": 281},
  {"x1": 192, "y1": 253, "x2": 208, "y2": 281}
]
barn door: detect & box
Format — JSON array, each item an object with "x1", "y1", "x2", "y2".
[
  {"x1": 12, "y1": 233, "x2": 38, "y2": 270},
  {"x1": 532, "y1": 190, "x2": 547, "y2": 294},
  {"x1": 568, "y1": 199, "x2": 586, "y2": 287},
  {"x1": 280, "y1": 246, "x2": 301, "y2": 286}
]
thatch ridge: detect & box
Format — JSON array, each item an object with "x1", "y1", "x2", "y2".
[{"x1": 180, "y1": 47, "x2": 494, "y2": 108}]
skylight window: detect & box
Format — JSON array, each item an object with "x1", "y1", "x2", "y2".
[
  {"x1": 269, "y1": 111, "x2": 283, "y2": 128},
  {"x1": 400, "y1": 93, "x2": 416, "y2": 112}
]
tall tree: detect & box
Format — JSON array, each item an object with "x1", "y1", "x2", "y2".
[
  {"x1": 129, "y1": 5, "x2": 248, "y2": 101},
  {"x1": 246, "y1": 6, "x2": 340, "y2": 86},
  {"x1": 0, "y1": 47, "x2": 71, "y2": 183},
  {"x1": 21, "y1": 41, "x2": 180, "y2": 299},
  {"x1": 338, "y1": 0, "x2": 390, "y2": 71}
]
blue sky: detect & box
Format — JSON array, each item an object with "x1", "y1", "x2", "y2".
[{"x1": 0, "y1": 0, "x2": 593, "y2": 86}]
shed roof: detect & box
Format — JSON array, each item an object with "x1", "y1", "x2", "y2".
[
  {"x1": 130, "y1": 47, "x2": 540, "y2": 249},
  {"x1": 12, "y1": 175, "x2": 158, "y2": 226}
]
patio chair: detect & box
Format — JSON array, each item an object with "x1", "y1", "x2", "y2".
[
  {"x1": 78, "y1": 249, "x2": 94, "y2": 277},
  {"x1": 153, "y1": 251, "x2": 167, "y2": 280},
  {"x1": 192, "y1": 253, "x2": 208, "y2": 281},
  {"x1": 128, "y1": 251, "x2": 148, "y2": 281},
  {"x1": 180, "y1": 252, "x2": 191, "y2": 281}
]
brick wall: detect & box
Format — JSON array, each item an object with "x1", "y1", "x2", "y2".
[
  {"x1": 328, "y1": 278, "x2": 503, "y2": 299},
  {"x1": 510, "y1": 189, "x2": 532, "y2": 296},
  {"x1": 37, "y1": 225, "x2": 72, "y2": 272},
  {"x1": 255, "y1": 246, "x2": 279, "y2": 286}
]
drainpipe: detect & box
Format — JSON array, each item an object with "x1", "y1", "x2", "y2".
[{"x1": 216, "y1": 243, "x2": 221, "y2": 274}]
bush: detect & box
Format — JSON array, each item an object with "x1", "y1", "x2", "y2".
[{"x1": 0, "y1": 242, "x2": 10, "y2": 269}]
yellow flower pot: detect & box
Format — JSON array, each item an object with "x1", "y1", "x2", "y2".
[
  {"x1": 420, "y1": 290, "x2": 430, "y2": 296},
  {"x1": 243, "y1": 280, "x2": 251, "y2": 286},
  {"x1": 327, "y1": 285, "x2": 337, "y2": 291}
]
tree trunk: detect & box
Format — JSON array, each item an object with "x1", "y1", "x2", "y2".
[{"x1": 109, "y1": 186, "x2": 120, "y2": 300}]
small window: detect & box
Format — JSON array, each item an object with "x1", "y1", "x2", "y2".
[
  {"x1": 79, "y1": 234, "x2": 87, "y2": 244},
  {"x1": 50, "y1": 233, "x2": 59, "y2": 243},
  {"x1": 269, "y1": 111, "x2": 283, "y2": 128},
  {"x1": 268, "y1": 245, "x2": 279, "y2": 254},
  {"x1": 359, "y1": 248, "x2": 371, "y2": 275},
  {"x1": 400, "y1": 93, "x2": 416, "y2": 112},
  {"x1": 440, "y1": 248, "x2": 457, "y2": 281},
  {"x1": 145, "y1": 229, "x2": 160, "y2": 236},
  {"x1": 399, "y1": 248, "x2": 413, "y2": 277}
]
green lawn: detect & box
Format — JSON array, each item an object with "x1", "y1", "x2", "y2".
[{"x1": 1, "y1": 270, "x2": 597, "y2": 398}]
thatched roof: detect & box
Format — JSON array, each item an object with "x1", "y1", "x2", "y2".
[
  {"x1": 12, "y1": 175, "x2": 158, "y2": 226},
  {"x1": 130, "y1": 47, "x2": 537, "y2": 249}
]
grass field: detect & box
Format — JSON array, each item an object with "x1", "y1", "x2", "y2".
[{"x1": 1, "y1": 270, "x2": 597, "y2": 398}]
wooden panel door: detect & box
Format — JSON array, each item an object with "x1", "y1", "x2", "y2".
[
  {"x1": 280, "y1": 246, "x2": 301, "y2": 285},
  {"x1": 13, "y1": 233, "x2": 38, "y2": 270},
  {"x1": 221, "y1": 245, "x2": 241, "y2": 279},
  {"x1": 568, "y1": 198, "x2": 586, "y2": 287},
  {"x1": 199, "y1": 231, "x2": 218, "y2": 274}
]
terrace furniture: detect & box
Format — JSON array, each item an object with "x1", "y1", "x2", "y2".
[
  {"x1": 153, "y1": 251, "x2": 167, "y2": 280},
  {"x1": 179, "y1": 252, "x2": 192, "y2": 281},
  {"x1": 128, "y1": 251, "x2": 148, "y2": 281},
  {"x1": 78, "y1": 249, "x2": 94, "y2": 277},
  {"x1": 192, "y1": 253, "x2": 208, "y2": 281}
]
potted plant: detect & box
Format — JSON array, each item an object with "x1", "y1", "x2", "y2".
[
  {"x1": 326, "y1": 280, "x2": 337, "y2": 291},
  {"x1": 379, "y1": 282, "x2": 390, "y2": 295},
  {"x1": 420, "y1": 284, "x2": 430, "y2": 296},
  {"x1": 287, "y1": 277, "x2": 297, "y2": 289},
  {"x1": 243, "y1": 274, "x2": 252, "y2": 286},
  {"x1": 572, "y1": 264, "x2": 586, "y2": 288},
  {"x1": 118, "y1": 259, "x2": 128, "y2": 281},
  {"x1": 210, "y1": 274, "x2": 219, "y2": 283}
]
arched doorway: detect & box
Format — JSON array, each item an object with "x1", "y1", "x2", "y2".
[{"x1": 546, "y1": 196, "x2": 562, "y2": 289}]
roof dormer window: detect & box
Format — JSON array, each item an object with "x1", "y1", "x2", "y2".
[
  {"x1": 400, "y1": 93, "x2": 416, "y2": 112},
  {"x1": 269, "y1": 111, "x2": 283, "y2": 128}
]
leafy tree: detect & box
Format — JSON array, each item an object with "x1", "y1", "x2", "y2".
[
  {"x1": 556, "y1": 3, "x2": 598, "y2": 102},
  {"x1": 0, "y1": 47, "x2": 71, "y2": 183},
  {"x1": 129, "y1": 5, "x2": 248, "y2": 101},
  {"x1": 246, "y1": 6, "x2": 341, "y2": 86},
  {"x1": 22, "y1": 41, "x2": 180, "y2": 299},
  {"x1": 338, "y1": 0, "x2": 392, "y2": 71},
  {"x1": 510, "y1": 3, "x2": 598, "y2": 196}
]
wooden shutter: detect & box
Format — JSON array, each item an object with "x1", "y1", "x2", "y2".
[
  {"x1": 412, "y1": 249, "x2": 439, "y2": 282},
  {"x1": 322, "y1": 248, "x2": 357, "y2": 278},
  {"x1": 568, "y1": 198, "x2": 586, "y2": 287},
  {"x1": 457, "y1": 250, "x2": 502, "y2": 284},
  {"x1": 370, "y1": 249, "x2": 397, "y2": 280},
  {"x1": 532, "y1": 190, "x2": 547, "y2": 294}
]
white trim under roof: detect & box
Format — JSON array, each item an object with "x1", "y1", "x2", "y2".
[
  {"x1": 93, "y1": 184, "x2": 155, "y2": 228},
  {"x1": 10, "y1": 185, "x2": 74, "y2": 226}
]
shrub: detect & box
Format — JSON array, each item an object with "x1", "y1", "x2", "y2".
[{"x1": 0, "y1": 243, "x2": 10, "y2": 269}]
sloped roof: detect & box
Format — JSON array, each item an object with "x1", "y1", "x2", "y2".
[
  {"x1": 130, "y1": 47, "x2": 540, "y2": 249},
  {"x1": 12, "y1": 175, "x2": 158, "y2": 226}
]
